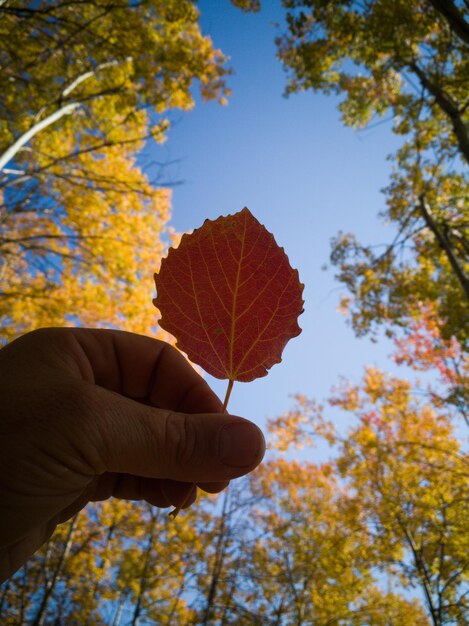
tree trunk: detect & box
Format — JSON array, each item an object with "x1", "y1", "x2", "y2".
[
  {"x1": 201, "y1": 488, "x2": 231, "y2": 626},
  {"x1": 427, "y1": 0, "x2": 469, "y2": 47},
  {"x1": 31, "y1": 514, "x2": 78, "y2": 626},
  {"x1": 130, "y1": 509, "x2": 157, "y2": 626},
  {"x1": 112, "y1": 594, "x2": 126, "y2": 626},
  {"x1": 418, "y1": 194, "x2": 469, "y2": 302},
  {"x1": 409, "y1": 63, "x2": 469, "y2": 166}
]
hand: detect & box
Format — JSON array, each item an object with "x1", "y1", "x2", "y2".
[{"x1": 0, "y1": 327, "x2": 265, "y2": 581}]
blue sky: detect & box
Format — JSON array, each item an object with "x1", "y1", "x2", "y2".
[{"x1": 152, "y1": 1, "x2": 404, "y2": 441}]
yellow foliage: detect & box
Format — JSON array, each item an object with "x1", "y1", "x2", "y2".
[{"x1": 0, "y1": 0, "x2": 230, "y2": 341}]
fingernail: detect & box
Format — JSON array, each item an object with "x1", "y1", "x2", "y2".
[{"x1": 218, "y1": 422, "x2": 265, "y2": 468}]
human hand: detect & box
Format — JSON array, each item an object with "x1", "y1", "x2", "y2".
[{"x1": 0, "y1": 328, "x2": 265, "y2": 581}]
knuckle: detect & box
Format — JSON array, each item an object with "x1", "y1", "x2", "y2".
[{"x1": 164, "y1": 412, "x2": 198, "y2": 469}]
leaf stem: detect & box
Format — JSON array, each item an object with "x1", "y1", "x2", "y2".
[
  {"x1": 222, "y1": 378, "x2": 234, "y2": 412},
  {"x1": 169, "y1": 378, "x2": 235, "y2": 519}
]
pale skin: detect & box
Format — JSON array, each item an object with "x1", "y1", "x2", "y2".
[{"x1": 0, "y1": 327, "x2": 265, "y2": 582}]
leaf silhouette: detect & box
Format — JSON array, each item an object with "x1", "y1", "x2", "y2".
[{"x1": 153, "y1": 207, "x2": 304, "y2": 383}]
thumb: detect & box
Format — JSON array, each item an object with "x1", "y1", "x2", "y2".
[{"x1": 90, "y1": 389, "x2": 265, "y2": 483}]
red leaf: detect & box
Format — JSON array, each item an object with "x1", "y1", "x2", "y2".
[{"x1": 153, "y1": 207, "x2": 304, "y2": 382}]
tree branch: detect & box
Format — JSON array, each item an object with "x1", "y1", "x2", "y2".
[
  {"x1": 0, "y1": 60, "x2": 126, "y2": 174},
  {"x1": 409, "y1": 62, "x2": 469, "y2": 165},
  {"x1": 202, "y1": 489, "x2": 230, "y2": 626},
  {"x1": 427, "y1": 0, "x2": 469, "y2": 47},
  {"x1": 1, "y1": 130, "x2": 152, "y2": 189},
  {"x1": 0, "y1": 103, "x2": 80, "y2": 173},
  {"x1": 418, "y1": 194, "x2": 469, "y2": 303},
  {"x1": 61, "y1": 59, "x2": 120, "y2": 98},
  {"x1": 396, "y1": 516, "x2": 440, "y2": 625}
]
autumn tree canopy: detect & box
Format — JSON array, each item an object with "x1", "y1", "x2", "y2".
[
  {"x1": 1, "y1": 3, "x2": 468, "y2": 625},
  {"x1": 276, "y1": 0, "x2": 469, "y2": 346},
  {"x1": 268, "y1": 366, "x2": 469, "y2": 626},
  {"x1": 0, "y1": 0, "x2": 231, "y2": 342}
]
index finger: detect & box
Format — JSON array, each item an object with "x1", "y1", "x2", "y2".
[{"x1": 62, "y1": 328, "x2": 224, "y2": 414}]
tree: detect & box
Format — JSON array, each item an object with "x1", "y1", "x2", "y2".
[
  {"x1": 276, "y1": 0, "x2": 469, "y2": 345},
  {"x1": 269, "y1": 369, "x2": 469, "y2": 625},
  {"x1": 273, "y1": 12, "x2": 469, "y2": 619},
  {"x1": 337, "y1": 370, "x2": 469, "y2": 625},
  {"x1": 0, "y1": 0, "x2": 230, "y2": 341},
  {"x1": 0, "y1": 498, "x2": 209, "y2": 624},
  {"x1": 4, "y1": 406, "x2": 462, "y2": 625},
  {"x1": 237, "y1": 459, "x2": 430, "y2": 626},
  {"x1": 1, "y1": 507, "x2": 103, "y2": 624},
  {"x1": 392, "y1": 303, "x2": 469, "y2": 423}
]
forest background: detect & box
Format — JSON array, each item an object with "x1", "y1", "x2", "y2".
[{"x1": 0, "y1": 0, "x2": 468, "y2": 624}]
